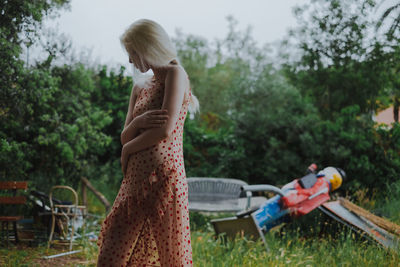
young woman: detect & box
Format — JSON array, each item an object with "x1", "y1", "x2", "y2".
[{"x1": 96, "y1": 19, "x2": 199, "y2": 266}]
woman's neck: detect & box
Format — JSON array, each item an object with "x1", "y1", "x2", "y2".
[{"x1": 152, "y1": 67, "x2": 168, "y2": 83}]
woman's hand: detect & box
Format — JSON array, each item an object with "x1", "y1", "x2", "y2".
[
  {"x1": 133, "y1": 109, "x2": 169, "y2": 129},
  {"x1": 121, "y1": 109, "x2": 168, "y2": 146}
]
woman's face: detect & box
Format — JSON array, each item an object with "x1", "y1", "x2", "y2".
[{"x1": 129, "y1": 50, "x2": 150, "y2": 73}]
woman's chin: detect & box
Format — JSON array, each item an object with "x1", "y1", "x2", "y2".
[{"x1": 139, "y1": 67, "x2": 150, "y2": 73}]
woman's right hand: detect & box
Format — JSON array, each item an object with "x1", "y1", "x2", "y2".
[{"x1": 133, "y1": 109, "x2": 169, "y2": 129}]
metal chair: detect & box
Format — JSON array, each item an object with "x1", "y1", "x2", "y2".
[{"x1": 187, "y1": 177, "x2": 267, "y2": 212}]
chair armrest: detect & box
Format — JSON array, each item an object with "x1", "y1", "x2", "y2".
[
  {"x1": 241, "y1": 184, "x2": 285, "y2": 210},
  {"x1": 241, "y1": 185, "x2": 285, "y2": 196}
]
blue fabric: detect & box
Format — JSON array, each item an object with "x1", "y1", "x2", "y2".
[{"x1": 253, "y1": 195, "x2": 291, "y2": 231}]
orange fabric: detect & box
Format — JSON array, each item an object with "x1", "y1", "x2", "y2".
[{"x1": 96, "y1": 77, "x2": 193, "y2": 267}]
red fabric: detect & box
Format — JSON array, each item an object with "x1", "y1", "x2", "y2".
[{"x1": 281, "y1": 178, "x2": 331, "y2": 217}]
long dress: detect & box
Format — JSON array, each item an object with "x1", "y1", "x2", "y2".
[{"x1": 96, "y1": 75, "x2": 193, "y2": 267}]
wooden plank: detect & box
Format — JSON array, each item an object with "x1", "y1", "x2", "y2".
[
  {"x1": 82, "y1": 181, "x2": 87, "y2": 209},
  {"x1": 0, "y1": 196, "x2": 27, "y2": 204},
  {"x1": 81, "y1": 177, "x2": 110, "y2": 212},
  {"x1": 339, "y1": 197, "x2": 400, "y2": 236},
  {"x1": 320, "y1": 201, "x2": 400, "y2": 250},
  {"x1": 0, "y1": 181, "x2": 28, "y2": 190},
  {"x1": 0, "y1": 216, "x2": 24, "y2": 221}
]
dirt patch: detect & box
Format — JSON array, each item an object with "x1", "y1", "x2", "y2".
[
  {"x1": 1, "y1": 243, "x2": 96, "y2": 267},
  {"x1": 31, "y1": 257, "x2": 96, "y2": 267}
]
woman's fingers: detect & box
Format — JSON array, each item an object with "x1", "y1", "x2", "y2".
[
  {"x1": 150, "y1": 124, "x2": 163, "y2": 128},
  {"x1": 143, "y1": 120, "x2": 167, "y2": 128},
  {"x1": 151, "y1": 119, "x2": 167, "y2": 124},
  {"x1": 151, "y1": 115, "x2": 169, "y2": 120},
  {"x1": 149, "y1": 109, "x2": 168, "y2": 115}
]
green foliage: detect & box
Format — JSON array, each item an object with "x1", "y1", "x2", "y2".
[
  {"x1": 229, "y1": 67, "x2": 321, "y2": 184},
  {"x1": 0, "y1": 0, "x2": 71, "y2": 116},
  {"x1": 176, "y1": 13, "x2": 400, "y2": 191},
  {"x1": 1, "y1": 0, "x2": 400, "y2": 212},
  {"x1": 282, "y1": 0, "x2": 389, "y2": 118},
  {"x1": 376, "y1": 1, "x2": 400, "y2": 41},
  {"x1": 86, "y1": 65, "x2": 133, "y2": 199},
  {"x1": 377, "y1": 179, "x2": 400, "y2": 223},
  {"x1": 0, "y1": 63, "x2": 113, "y2": 192},
  {"x1": 314, "y1": 107, "x2": 400, "y2": 190},
  {"x1": 183, "y1": 116, "x2": 242, "y2": 178}
]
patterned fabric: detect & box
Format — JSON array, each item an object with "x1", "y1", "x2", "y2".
[{"x1": 97, "y1": 75, "x2": 193, "y2": 267}]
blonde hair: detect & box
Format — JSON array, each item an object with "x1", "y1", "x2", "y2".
[{"x1": 120, "y1": 19, "x2": 200, "y2": 115}]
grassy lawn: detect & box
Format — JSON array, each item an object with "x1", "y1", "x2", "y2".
[
  {"x1": 1, "y1": 182, "x2": 399, "y2": 266},
  {"x1": 1, "y1": 225, "x2": 399, "y2": 267}
]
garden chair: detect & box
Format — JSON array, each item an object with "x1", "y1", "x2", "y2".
[{"x1": 47, "y1": 185, "x2": 86, "y2": 251}]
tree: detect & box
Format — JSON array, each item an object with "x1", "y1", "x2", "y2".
[
  {"x1": 0, "y1": 0, "x2": 115, "y2": 193},
  {"x1": 375, "y1": 0, "x2": 400, "y2": 122},
  {"x1": 0, "y1": 0, "x2": 70, "y2": 115},
  {"x1": 281, "y1": 0, "x2": 388, "y2": 119},
  {"x1": 376, "y1": 0, "x2": 400, "y2": 41}
]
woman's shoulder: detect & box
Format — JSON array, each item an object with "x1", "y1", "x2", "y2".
[
  {"x1": 132, "y1": 84, "x2": 142, "y2": 97},
  {"x1": 164, "y1": 64, "x2": 189, "y2": 86}
]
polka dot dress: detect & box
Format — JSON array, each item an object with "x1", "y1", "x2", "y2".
[{"x1": 96, "y1": 75, "x2": 193, "y2": 267}]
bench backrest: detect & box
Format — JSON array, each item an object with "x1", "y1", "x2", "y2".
[
  {"x1": 0, "y1": 181, "x2": 28, "y2": 216},
  {"x1": 187, "y1": 177, "x2": 248, "y2": 202},
  {"x1": 0, "y1": 181, "x2": 28, "y2": 204}
]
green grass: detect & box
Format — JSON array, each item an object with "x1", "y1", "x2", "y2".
[
  {"x1": 1, "y1": 218, "x2": 399, "y2": 267},
  {"x1": 2, "y1": 226, "x2": 399, "y2": 267},
  {"x1": 2, "y1": 180, "x2": 400, "y2": 266},
  {"x1": 191, "y1": 229, "x2": 399, "y2": 267}
]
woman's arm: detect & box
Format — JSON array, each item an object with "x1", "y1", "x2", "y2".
[
  {"x1": 122, "y1": 110, "x2": 170, "y2": 146},
  {"x1": 121, "y1": 117, "x2": 141, "y2": 146},
  {"x1": 121, "y1": 85, "x2": 140, "y2": 145},
  {"x1": 121, "y1": 66, "x2": 187, "y2": 174}
]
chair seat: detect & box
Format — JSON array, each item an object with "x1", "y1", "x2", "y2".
[{"x1": 0, "y1": 216, "x2": 24, "y2": 222}]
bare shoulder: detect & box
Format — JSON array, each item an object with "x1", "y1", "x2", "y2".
[
  {"x1": 165, "y1": 65, "x2": 189, "y2": 87},
  {"x1": 132, "y1": 83, "x2": 143, "y2": 98},
  {"x1": 133, "y1": 83, "x2": 140, "y2": 93}
]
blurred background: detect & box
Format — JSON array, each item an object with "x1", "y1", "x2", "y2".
[
  {"x1": 1, "y1": 0, "x2": 400, "y2": 265},
  {"x1": 1, "y1": 0, "x2": 400, "y2": 237}
]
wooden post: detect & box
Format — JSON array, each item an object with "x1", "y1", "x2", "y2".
[
  {"x1": 81, "y1": 181, "x2": 87, "y2": 216},
  {"x1": 80, "y1": 177, "x2": 111, "y2": 213}
]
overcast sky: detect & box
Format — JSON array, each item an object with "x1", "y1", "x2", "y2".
[
  {"x1": 42, "y1": 0, "x2": 311, "y2": 68},
  {"x1": 41, "y1": 0, "x2": 396, "y2": 70}
]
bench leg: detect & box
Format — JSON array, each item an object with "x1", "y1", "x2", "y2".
[
  {"x1": 1, "y1": 222, "x2": 4, "y2": 246},
  {"x1": 13, "y1": 221, "x2": 18, "y2": 244},
  {"x1": 2, "y1": 221, "x2": 9, "y2": 247}
]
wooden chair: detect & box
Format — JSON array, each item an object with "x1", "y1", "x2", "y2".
[
  {"x1": 0, "y1": 181, "x2": 28, "y2": 246},
  {"x1": 47, "y1": 185, "x2": 86, "y2": 251}
]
